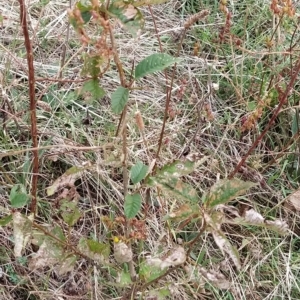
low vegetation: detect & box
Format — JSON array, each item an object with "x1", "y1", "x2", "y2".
[{"x1": 0, "y1": 0, "x2": 300, "y2": 299}]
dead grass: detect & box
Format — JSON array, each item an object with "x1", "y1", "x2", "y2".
[{"x1": 0, "y1": 0, "x2": 300, "y2": 299}]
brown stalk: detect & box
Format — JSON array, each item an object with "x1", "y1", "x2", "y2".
[
  {"x1": 18, "y1": 0, "x2": 39, "y2": 214},
  {"x1": 229, "y1": 57, "x2": 300, "y2": 179}
]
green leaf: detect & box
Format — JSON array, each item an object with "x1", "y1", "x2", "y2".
[
  {"x1": 77, "y1": 238, "x2": 108, "y2": 264},
  {"x1": 81, "y1": 54, "x2": 105, "y2": 77},
  {"x1": 0, "y1": 214, "x2": 12, "y2": 226},
  {"x1": 146, "y1": 160, "x2": 200, "y2": 203},
  {"x1": 164, "y1": 204, "x2": 199, "y2": 221},
  {"x1": 10, "y1": 184, "x2": 30, "y2": 208},
  {"x1": 81, "y1": 79, "x2": 105, "y2": 100},
  {"x1": 60, "y1": 201, "x2": 81, "y2": 227},
  {"x1": 135, "y1": 53, "x2": 180, "y2": 79},
  {"x1": 111, "y1": 86, "x2": 129, "y2": 114},
  {"x1": 107, "y1": 3, "x2": 144, "y2": 36},
  {"x1": 130, "y1": 161, "x2": 148, "y2": 184},
  {"x1": 292, "y1": 110, "x2": 299, "y2": 135},
  {"x1": 157, "y1": 160, "x2": 197, "y2": 178},
  {"x1": 139, "y1": 260, "x2": 165, "y2": 282},
  {"x1": 52, "y1": 226, "x2": 66, "y2": 242},
  {"x1": 119, "y1": 270, "x2": 132, "y2": 287},
  {"x1": 76, "y1": 0, "x2": 92, "y2": 23},
  {"x1": 87, "y1": 239, "x2": 110, "y2": 258},
  {"x1": 124, "y1": 193, "x2": 142, "y2": 219},
  {"x1": 147, "y1": 176, "x2": 199, "y2": 203},
  {"x1": 204, "y1": 178, "x2": 256, "y2": 208}
]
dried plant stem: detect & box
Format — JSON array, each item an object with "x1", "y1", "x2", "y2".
[
  {"x1": 18, "y1": 0, "x2": 39, "y2": 214},
  {"x1": 121, "y1": 105, "x2": 136, "y2": 281},
  {"x1": 154, "y1": 10, "x2": 209, "y2": 162},
  {"x1": 229, "y1": 57, "x2": 300, "y2": 179},
  {"x1": 58, "y1": 0, "x2": 71, "y2": 84}
]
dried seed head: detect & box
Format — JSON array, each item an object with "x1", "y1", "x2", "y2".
[
  {"x1": 135, "y1": 110, "x2": 144, "y2": 131},
  {"x1": 184, "y1": 10, "x2": 210, "y2": 30}
]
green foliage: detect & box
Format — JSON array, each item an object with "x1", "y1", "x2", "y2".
[
  {"x1": 146, "y1": 160, "x2": 200, "y2": 203},
  {"x1": 124, "y1": 193, "x2": 142, "y2": 219},
  {"x1": 139, "y1": 260, "x2": 165, "y2": 282},
  {"x1": 111, "y1": 86, "x2": 129, "y2": 114},
  {"x1": 81, "y1": 54, "x2": 104, "y2": 78},
  {"x1": 75, "y1": 0, "x2": 92, "y2": 23},
  {"x1": 130, "y1": 161, "x2": 148, "y2": 184},
  {"x1": 80, "y1": 79, "x2": 105, "y2": 100},
  {"x1": 107, "y1": 2, "x2": 144, "y2": 36},
  {"x1": 204, "y1": 178, "x2": 256, "y2": 208},
  {"x1": 10, "y1": 184, "x2": 30, "y2": 208},
  {"x1": 0, "y1": 214, "x2": 12, "y2": 226},
  {"x1": 86, "y1": 239, "x2": 110, "y2": 258},
  {"x1": 60, "y1": 200, "x2": 81, "y2": 227},
  {"x1": 135, "y1": 53, "x2": 180, "y2": 79}
]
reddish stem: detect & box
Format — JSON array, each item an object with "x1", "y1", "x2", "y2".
[
  {"x1": 229, "y1": 58, "x2": 300, "y2": 179},
  {"x1": 18, "y1": 0, "x2": 39, "y2": 214}
]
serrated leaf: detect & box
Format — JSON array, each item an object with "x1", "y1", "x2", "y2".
[
  {"x1": 204, "y1": 178, "x2": 256, "y2": 208},
  {"x1": 0, "y1": 214, "x2": 12, "y2": 226},
  {"x1": 87, "y1": 239, "x2": 110, "y2": 258},
  {"x1": 47, "y1": 166, "x2": 85, "y2": 196},
  {"x1": 13, "y1": 212, "x2": 33, "y2": 257},
  {"x1": 81, "y1": 79, "x2": 105, "y2": 100},
  {"x1": 111, "y1": 86, "x2": 129, "y2": 114},
  {"x1": 124, "y1": 193, "x2": 142, "y2": 219},
  {"x1": 10, "y1": 184, "x2": 30, "y2": 208},
  {"x1": 146, "y1": 160, "x2": 200, "y2": 202},
  {"x1": 148, "y1": 176, "x2": 200, "y2": 203},
  {"x1": 130, "y1": 161, "x2": 148, "y2": 184},
  {"x1": 135, "y1": 53, "x2": 180, "y2": 79},
  {"x1": 107, "y1": 3, "x2": 144, "y2": 36}
]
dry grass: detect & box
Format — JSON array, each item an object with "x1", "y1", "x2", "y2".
[{"x1": 0, "y1": 0, "x2": 300, "y2": 299}]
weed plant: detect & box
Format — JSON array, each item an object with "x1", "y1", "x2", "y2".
[{"x1": 0, "y1": 0, "x2": 300, "y2": 299}]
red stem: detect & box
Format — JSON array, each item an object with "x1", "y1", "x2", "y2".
[
  {"x1": 18, "y1": 0, "x2": 39, "y2": 214},
  {"x1": 229, "y1": 57, "x2": 300, "y2": 179}
]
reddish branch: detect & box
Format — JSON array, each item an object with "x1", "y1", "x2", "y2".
[
  {"x1": 18, "y1": 0, "x2": 39, "y2": 214},
  {"x1": 229, "y1": 57, "x2": 300, "y2": 179}
]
